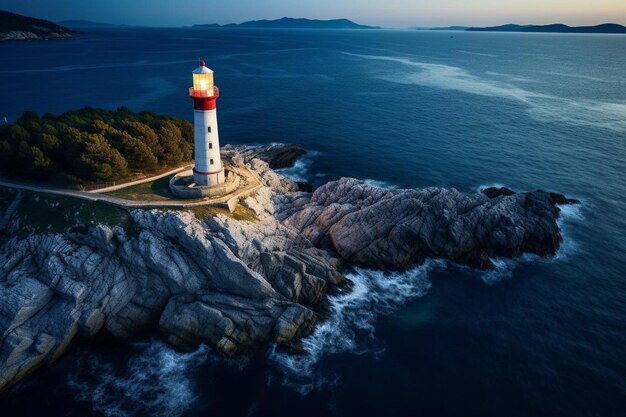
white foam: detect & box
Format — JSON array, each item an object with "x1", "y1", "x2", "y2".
[
  {"x1": 270, "y1": 262, "x2": 440, "y2": 394},
  {"x1": 275, "y1": 150, "x2": 320, "y2": 182},
  {"x1": 67, "y1": 341, "x2": 208, "y2": 417},
  {"x1": 344, "y1": 52, "x2": 626, "y2": 132},
  {"x1": 363, "y1": 179, "x2": 398, "y2": 189},
  {"x1": 482, "y1": 200, "x2": 585, "y2": 283},
  {"x1": 458, "y1": 50, "x2": 498, "y2": 57},
  {"x1": 537, "y1": 70, "x2": 612, "y2": 83},
  {"x1": 554, "y1": 202, "x2": 585, "y2": 260},
  {"x1": 475, "y1": 183, "x2": 508, "y2": 193}
]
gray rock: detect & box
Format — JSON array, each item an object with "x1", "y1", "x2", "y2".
[
  {"x1": 0, "y1": 144, "x2": 574, "y2": 391},
  {"x1": 223, "y1": 143, "x2": 306, "y2": 169},
  {"x1": 285, "y1": 178, "x2": 567, "y2": 269}
]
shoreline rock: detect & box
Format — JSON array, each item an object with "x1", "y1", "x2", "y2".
[
  {"x1": 0, "y1": 143, "x2": 577, "y2": 391},
  {"x1": 482, "y1": 186, "x2": 581, "y2": 205}
]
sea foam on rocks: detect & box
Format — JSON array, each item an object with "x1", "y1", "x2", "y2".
[{"x1": 0, "y1": 143, "x2": 578, "y2": 392}]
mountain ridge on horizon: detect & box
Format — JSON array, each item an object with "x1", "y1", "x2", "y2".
[
  {"x1": 193, "y1": 17, "x2": 380, "y2": 29},
  {"x1": 466, "y1": 23, "x2": 626, "y2": 33}
]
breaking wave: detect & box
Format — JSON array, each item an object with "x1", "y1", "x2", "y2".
[
  {"x1": 67, "y1": 341, "x2": 208, "y2": 417},
  {"x1": 275, "y1": 150, "x2": 321, "y2": 182},
  {"x1": 482, "y1": 201, "x2": 585, "y2": 283},
  {"x1": 270, "y1": 263, "x2": 441, "y2": 394},
  {"x1": 363, "y1": 179, "x2": 398, "y2": 189}
]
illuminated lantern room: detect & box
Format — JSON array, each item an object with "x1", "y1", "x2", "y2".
[{"x1": 190, "y1": 60, "x2": 215, "y2": 97}]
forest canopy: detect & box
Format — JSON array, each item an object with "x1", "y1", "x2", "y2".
[{"x1": 0, "y1": 107, "x2": 194, "y2": 185}]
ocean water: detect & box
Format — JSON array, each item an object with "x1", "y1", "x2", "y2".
[{"x1": 1, "y1": 28, "x2": 626, "y2": 416}]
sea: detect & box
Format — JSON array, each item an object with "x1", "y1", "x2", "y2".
[{"x1": 0, "y1": 27, "x2": 625, "y2": 417}]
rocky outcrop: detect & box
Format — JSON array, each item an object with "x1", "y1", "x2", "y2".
[
  {"x1": 281, "y1": 179, "x2": 575, "y2": 269},
  {"x1": 0, "y1": 143, "x2": 577, "y2": 391},
  {"x1": 482, "y1": 186, "x2": 581, "y2": 205},
  {"x1": 224, "y1": 143, "x2": 306, "y2": 169},
  {"x1": 0, "y1": 11, "x2": 72, "y2": 42}
]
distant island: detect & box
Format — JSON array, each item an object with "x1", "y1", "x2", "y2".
[
  {"x1": 414, "y1": 26, "x2": 468, "y2": 31},
  {"x1": 466, "y1": 23, "x2": 626, "y2": 34},
  {"x1": 0, "y1": 10, "x2": 72, "y2": 41},
  {"x1": 194, "y1": 17, "x2": 380, "y2": 30}
]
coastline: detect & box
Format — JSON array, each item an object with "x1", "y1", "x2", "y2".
[{"x1": 0, "y1": 143, "x2": 578, "y2": 392}]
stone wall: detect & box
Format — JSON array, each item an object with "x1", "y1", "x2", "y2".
[{"x1": 169, "y1": 171, "x2": 240, "y2": 199}]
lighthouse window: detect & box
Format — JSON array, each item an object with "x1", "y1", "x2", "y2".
[
  {"x1": 210, "y1": 159, "x2": 214, "y2": 165},
  {"x1": 207, "y1": 126, "x2": 212, "y2": 133},
  {"x1": 209, "y1": 143, "x2": 213, "y2": 149}
]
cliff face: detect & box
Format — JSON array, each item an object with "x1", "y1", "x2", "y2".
[
  {"x1": 0, "y1": 144, "x2": 575, "y2": 391},
  {"x1": 0, "y1": 10, "x2": 72, "y2": 41}
]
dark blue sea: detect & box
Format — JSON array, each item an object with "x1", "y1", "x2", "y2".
[{"x1": 1, "y1": 28, "x2": 626, "y2": 417}]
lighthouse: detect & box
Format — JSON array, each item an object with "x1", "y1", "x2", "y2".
[{"x1": 189, "y1": 61, "x2": 224, "y2": 186}]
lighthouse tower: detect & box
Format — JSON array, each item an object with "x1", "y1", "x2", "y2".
[{"x1": 189, "y1": 61, "x2": 224, "y2": 186}]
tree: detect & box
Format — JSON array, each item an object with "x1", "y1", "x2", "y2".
[
  {"x1": 0, "y1": 141, "x2": 13, "y2": 173},
  {"x1": 5, "y1": 124, "x2": 31, "y2": 146},
  {"x1": 1, "y1": 107, "x2": 194, "y2": 184},
  {"x1": 174, "y1": 119, "x2": 194, "y2": 144},
  {"x1": 91, "y1": 120, "x2": 157, "y2": 171},
  {"x1": 118, "y1": 132, "x2": 158, "y2": 171},
  {"x1": 78, "y1": 133, "x2": 128, "y2": 182},
  {"x1": 157, "y1": 121, "x2": 185, "y2": 166},
  {"x1": 39, "y1": 133, "x2": 60, "y2": 154},
  {"x1": 25, "y1": 145, "x2": 53, "y2": 179},
  {"x1": 58, "y1": 126, "x2": 86, "y2": 173},
  {"x1": 122, "y1": 121, "x2": 163, "y2": 160}
]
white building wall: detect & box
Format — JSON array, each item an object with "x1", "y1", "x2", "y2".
[{"x1": 193, "y1": 108, "x2": 223, "y2": 186}]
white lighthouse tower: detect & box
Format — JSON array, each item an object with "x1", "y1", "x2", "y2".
[{"x1": 189, "y1": 60, "x2": 224, "y2": 186}]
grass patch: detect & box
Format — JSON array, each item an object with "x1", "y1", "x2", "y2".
[
  {"x1": 0, "y1": 187, "x2": 136, "y2": 238},
  {"x1": 105, "y1": 175, "x2": 203, "y2": 202},
  {"x1": 182, "y1": 204, "x2": 258, "y2": 222}
]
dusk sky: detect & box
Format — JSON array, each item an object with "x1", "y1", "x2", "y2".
[{"x1": 1, "y1": 0, "x2": 625, "y2": 27}]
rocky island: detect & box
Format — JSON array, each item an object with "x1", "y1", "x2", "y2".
[
  {"x1": 193, "y1": 17, "x2": 380, "y2": 30},
  {"x1": 466, "y1": 23, "x2": 626, "y2": 34},
  {"x1": 0, "y1": 10, "x2": 72, "y2": 42},
  {"x1": 0, "y1": 143, "x2": 578, "y2": 391}
]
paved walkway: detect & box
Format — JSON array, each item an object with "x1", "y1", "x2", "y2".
[
  {"x1": 85, "y1": 164, "x2": 193, "y2": 193},
  {"x1": 0, "y1": 163, "x2": 263, "y2": 212}
]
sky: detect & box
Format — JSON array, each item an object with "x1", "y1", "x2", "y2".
[{"x1": 1, "y1": 0, "x2": 625, "y2": 28}]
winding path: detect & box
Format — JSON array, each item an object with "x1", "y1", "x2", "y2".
[{"x1": 0, "y1": 163, "x2": 263, "y2": 211}]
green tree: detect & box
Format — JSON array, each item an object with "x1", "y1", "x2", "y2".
[
  {"x1": 91, "y1": 120, "x2": 157, "y2": 171},
  {"x1": 58, "y1": 126, "x2": 86, "y2": 173},
  {"x1": 39, "y1": 133, "x2": 60, "y2": 154},
  {"x1": 0, "y1": 141, "x2": 14, "y2": 173},
  {"x1": 174, "y1": 119, "x2": 194, "y2": 144},
  {"x1": 78, "y1": 133, "x2": 128, "y2": 182},
  {"x1": 1, "y1": 107, "x2": 197, "y2": 184},
  {"x1": 157, "y1": 121, "x2": 185, "y2": 166},
  {"x1": 5, "y1": 124, "x2": 31, "y2": 146},
  {"x1": 25, "y1": 145, "x2": 54, "y2": 179},
  {"x1": 122, "y1": 121, "x2": 164, "y2": 160},
  {"x1": 119, "y1": 132, "x2": 158, "y2": 171}
]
